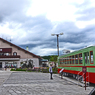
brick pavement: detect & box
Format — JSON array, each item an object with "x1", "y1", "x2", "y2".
[{"x1": 0, "y1": 71, "x2": 94, "y2": 95}]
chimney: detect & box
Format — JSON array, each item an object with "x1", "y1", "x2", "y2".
[{"x1": 26, "y1": 46, "x2": 28, "y2": 51}]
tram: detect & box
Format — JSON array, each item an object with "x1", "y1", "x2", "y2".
[{"x1": 58, "y1": 46, "x2": 95, "y2": 84}]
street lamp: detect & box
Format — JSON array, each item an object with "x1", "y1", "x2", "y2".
[{"x1": 51, "y1": 33, "x2": 63, "y2": 56}]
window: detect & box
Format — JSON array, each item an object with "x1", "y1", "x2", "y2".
[
  {"x1": 70, "y1": 56, "x2": 72, "y2": 64},
  {"x1": 90, "y1": 51, "x2": 94, "y2": 64},
  {"x1": 13, "y1": 52, "x2": 17, "y2": 56},
  {"x1": 64, "y1": 57, "x2": 67, "y2": 64},
  {"x1": 4, "y1": 53, "x2": 9, "y2": 56},
  {"x1": 59, "y1": 59, "x2": 61, "y2": 64},
  {"x1": 0, "y1": 53, "x2": 3, "y2": 56},
  {"x1": 63, "y1": 59, "x2": 64, "y2": 64},
  {"x1": 61, "y1": 59, "x2": 63, "y2": 64},
  {"x1": 84, "y1": 52, "x2": 89, "y2": 64},
  {"x1": 5, "y1": 61, "x2": 17, "y2": 68},
  {"x1": 79, "y1": 53, "x2": 82, "y2": 64},
  {"x1": 67, "y1": 57, "x2": 69, "y2": 64},
  {"x1": 72, "y1": 55, "x2": 74, "y2": 64},
  {"x1": 75, "y1": 55, "x2": 78, "y2": 64},
  {"x1": 59, "y1": 59, "x2": 63, "y2": 64}
]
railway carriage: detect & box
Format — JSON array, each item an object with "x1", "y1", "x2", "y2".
[{"x1": 58, "y1": 46, "x2": 95, "y2": 84}]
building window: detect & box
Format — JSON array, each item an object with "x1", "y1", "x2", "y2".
[
  {"x1": 4, "y1": 53, "x2": 9, "y2": 56},
  {"x1": 5, "y1": 61, "x2": 17, "y2": 68},
  {"x1": 0, "y1": 53, "x2": 3, "y2": 56},
  {"x1": 13, "y1": 52, "x2": 17, "y2": 56}
]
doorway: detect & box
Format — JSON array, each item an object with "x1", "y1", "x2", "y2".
[{"x1": 0, "y1": 62, "x2": 2, "y2": 68}]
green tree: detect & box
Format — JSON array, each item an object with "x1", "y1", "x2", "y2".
[{"x1": 50, "y1": 55, "x2": 58, "y2": 67}]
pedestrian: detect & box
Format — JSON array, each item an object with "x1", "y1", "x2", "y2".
[
  {"x1": 49, "y1": 64, "x2": 53, "y2": 79},
  {"x1": 59, "y1": 68, "x2": 64, "y2": 79}
]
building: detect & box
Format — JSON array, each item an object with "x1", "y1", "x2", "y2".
[
  {"x1": 0, "y1": 37, "x2": 42, "y2": 69},
  {"x1": 41, "y1": 59, "x2": 49, "y2": 67}
]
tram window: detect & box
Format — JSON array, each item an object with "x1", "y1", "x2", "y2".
[
  {"x1": 90, "y1": 51, "x2": 94, "y2": 64},
  {"x1": 72, "y1": 55, "x2": 74, "y2": 64},
  {"x1": 64, "y1": 58, "x2": 66, "y2": 64},
  {"x1": 79, "y1": 53, "x2": 82, "y2": 64},
  {"x1": 62, "y1": 58, "x2": 64, "y2": 64},
  {"x1": 67, "y1": 57, "x2": 68, "y2": 64},
  {"x1": 69, "y1": 56, "x2": 70, "y2": 64},
  {"x1": 75, "y1": 55, "x2": 78, "y2": 64},
  {"x1": 61, "y1": 59, "x2": 63, "y2": 64},
  {"x1": 70, "y1": 56, "x2": 72, "y2": 64},
  {"x1": 63, "y1": 58, "x2": 64, "y2": 64},
  {"x1": 62, "y1": 59, "x2": 64, "y2": 64},
  {"x1": 59, "y1": 59, "x2": 62, "y2": 64},
  {"x1": 67, "y1": 57, "x2": 69, "y2": 64},
  {"x1": 65, "y1": 58, "x2": 66, "y2": 64},
  {"x1": 84, "y1": 52, "x2": 89, "y2": 64},
  {"x1": 60, "y1": 59, "x2": 62, "y2": 64},
  {"x1": 65, "y1": 57, "x2": 67, "y2": 64},
  {"x1": 63, "y1": 59, "x2": 65, "y2": 64}
]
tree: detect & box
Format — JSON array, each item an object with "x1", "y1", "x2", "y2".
[{"x1": 50, "y1": 55, "x2": 58, "y2": 67}]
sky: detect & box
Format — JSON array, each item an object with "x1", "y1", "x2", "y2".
[{"x1": 0, "y1": 0, "x2": 95, "y2": 56}]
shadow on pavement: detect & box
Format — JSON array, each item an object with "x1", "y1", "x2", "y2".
[{"x1": 89, "y1": 87, "x2": 95, "y2": 95}]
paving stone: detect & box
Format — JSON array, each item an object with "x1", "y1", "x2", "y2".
[{"x1": 0, "y1": 71, "x2": 94, "y2": 95}]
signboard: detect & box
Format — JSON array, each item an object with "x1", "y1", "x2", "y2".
[
  {"x1": 0, "y1": 48, "x2": 12, "y2": 53},
  {"x1": 82, "y1": 66, "x2": 87, "y2": 73}
]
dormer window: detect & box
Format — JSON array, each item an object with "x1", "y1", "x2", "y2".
[{"x1": 13, "y1": 52, "x2": 17, "y2": 56}]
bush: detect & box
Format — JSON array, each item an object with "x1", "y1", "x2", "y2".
[
  {"x1": 16, "y1": 68, "x2": 26, "y2": 71},
  {"x1": 10, "y1": 67, "x2": 58, "y2": 73},
  {"x1": 11, "y1": 68, "x2": 16, "y2": 71},
  {"x1": 11, "y1": 68, "x2": 26, "y2": 71}
]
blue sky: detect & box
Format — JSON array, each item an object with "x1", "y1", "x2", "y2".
[{"x1": 0, "y1": 0, "x2": 95, "y2": 56}]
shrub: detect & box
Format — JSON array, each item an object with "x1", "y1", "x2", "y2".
[
  {"x1": 10, "y1": 68, "x2": 16, "y2": 71},
  {"x1": 11, "y1": 68, "x2": 26, "y2": 71},
  {"x1": 16, "y1": 68, "x2": 26, "y2": 71}
]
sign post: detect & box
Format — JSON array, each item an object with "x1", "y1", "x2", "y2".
[{"x1": 82, "y1": 66, "x2": 87, "y2": 90}]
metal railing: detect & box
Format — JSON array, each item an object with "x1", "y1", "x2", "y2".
[{"x1": 77, "y1": 71, "x2": 89, "y2": 87}]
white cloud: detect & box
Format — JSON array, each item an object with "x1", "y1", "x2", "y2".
[
  {"x1": 0, "y1": 0, "x2": 95, "y2": 56},
  {"x1": 27, "y1": 0, "x2": 79, "y2": 22},
  {"x1": 75, "y1": 19, "x2": 95, "y2": 29},
  {"x1": 31, "y1": 46, "x2": 57, "y2": 56}
]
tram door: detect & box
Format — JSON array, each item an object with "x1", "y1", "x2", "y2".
[
  {"x1": 84, "y1": 52, "x2": 89, "y2": 82},
  {"x1": 0, "y1": 62, "x2": 2, "y2": 68}
]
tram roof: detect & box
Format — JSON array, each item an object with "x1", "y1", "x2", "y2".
[{"x1": 58, "y1": 45, "x2": 95, "y2": 58}]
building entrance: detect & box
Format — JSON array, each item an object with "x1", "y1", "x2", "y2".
[{"x1": 0, "y1": 62, "x2": 2, "y2": 68}]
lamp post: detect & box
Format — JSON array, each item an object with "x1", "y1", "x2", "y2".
[{"x1": 51, "y1": 33, "x2": 63, "y2": 56}]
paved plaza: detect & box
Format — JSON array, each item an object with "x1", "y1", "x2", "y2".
[{"x1": 0, "y1": 71, "x2": 94, "y2": 95}]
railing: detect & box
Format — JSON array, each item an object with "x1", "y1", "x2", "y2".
[
  {"x1": 0, "y1": 55, "x2": 20, "y2": 58},
  {"x1": 77, "y1": 71, "x2": 89, "y2": 86}
]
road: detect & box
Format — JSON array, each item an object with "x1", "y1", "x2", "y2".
[{"x1": 0, "y1": 71, "x2": 93, "y2": 95}]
